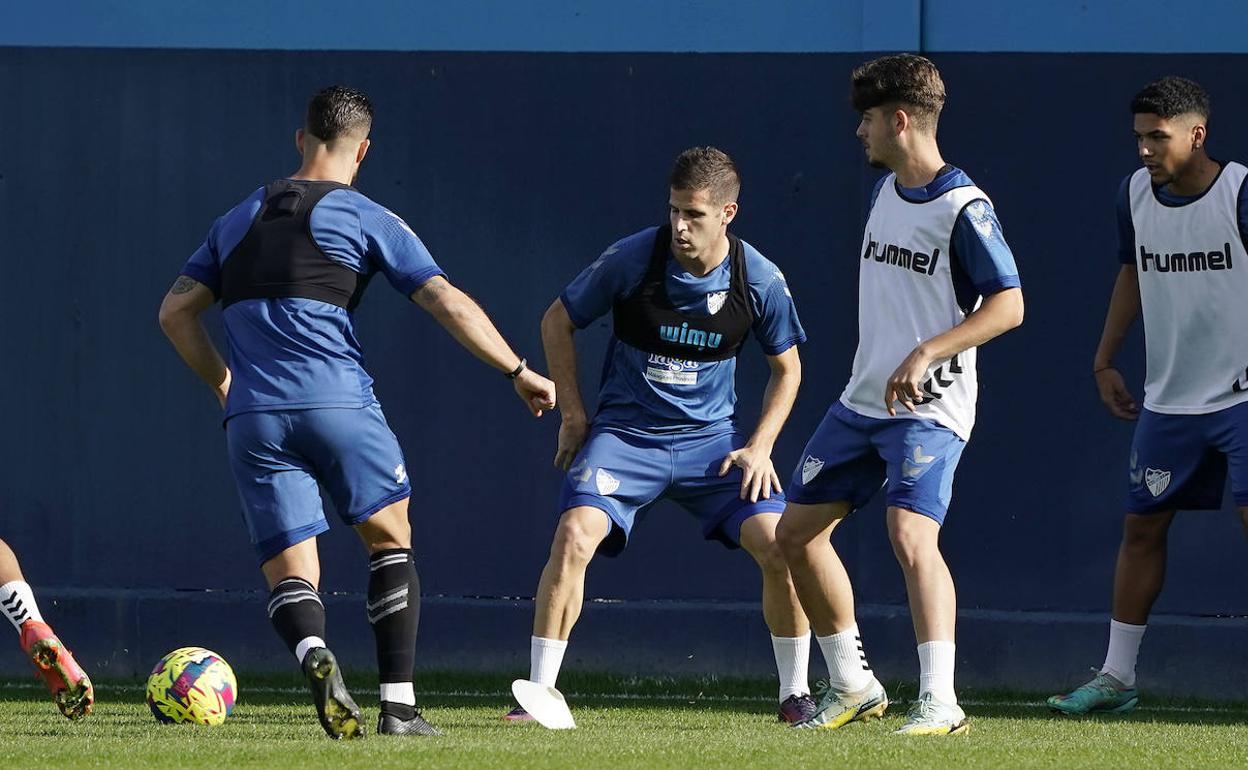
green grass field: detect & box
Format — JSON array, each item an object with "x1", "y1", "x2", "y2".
[{"x1": 3, "y1": 672, "x2": 1246, "y2": 769}]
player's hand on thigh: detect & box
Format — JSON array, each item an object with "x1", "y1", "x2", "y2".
[
  {"x1": 1094, "y1": 367, "x2": 1139, "y2": 420},
  {"x1": 554, "y1": 415, "x2": 589, "y2": 471},
  {"x1": 884, "y1": 346, "x2": 932, "y2": 416},
  {"x1": 719, "y1": 445, "x2": 782, "y2": 503}
]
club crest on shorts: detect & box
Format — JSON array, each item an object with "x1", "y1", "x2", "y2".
[
  {"x1": 706, "y1": 291, "x2": 728, "y2": 314},
  {"x1": 801, "y1": 456, "x2": 825, "y2": 485},
  {"x1": 1144, "y1": 467, "x2": 1171, "y2": 498},
  {"x1": 394, "y1": 464, "x2": 407, "y2": 485},
  {"x1": 595, "y1": 468, "x2": 620, "y2": 496}
]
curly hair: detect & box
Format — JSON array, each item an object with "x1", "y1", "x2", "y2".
[
  {"x1": 1131, "y1": 76, "x2": 1209, "y2": 121},
  {"x1": 851, "y1": 54, "x2": 946, "y2": 131}
]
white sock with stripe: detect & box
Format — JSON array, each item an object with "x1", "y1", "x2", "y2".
[
  {"x1": 0, "y1": 581, "x2": 43, "y2": 633},
  {"x1": 816, "y1": 624, "x2": 874, "y2": 693}
]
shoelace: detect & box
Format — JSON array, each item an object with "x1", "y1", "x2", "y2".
[{"x1": 906, "y1": 694, "x2": 938, "y2": 721}]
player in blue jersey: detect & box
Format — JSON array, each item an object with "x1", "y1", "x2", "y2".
[
  {"x1": 506, "y1": 148, "x2": 814, "y2": 727},
  {"x1": 158, "y1": 86, "x2": 556, "y2": 739},
  {"x1": 776, "y1": 55, "x2": 1024, "y2": 735},
  {"x1": 1048, "y1": 78, "x2": 1248, "y2": 715},
  {"x1": 0, "y1": 538, "x2": 93, "y2": 719}
]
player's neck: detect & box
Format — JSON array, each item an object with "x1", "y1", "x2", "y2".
[
  {"x1": 891, "y1": 144, "x2": 946, "y2": 189},
  {"x1": 290, "y1": 153, "x2": 357, "y2": 186},
  {"x1": 673, "y1": 233, "x2": 730, "y2": 277},
  {"x1": 1166, "y1": 153, "x2": 1220, "y2": 196}
]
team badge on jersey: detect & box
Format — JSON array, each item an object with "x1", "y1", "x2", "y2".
[
  {"x1": 801, "y1": 456, "x2": 825, "y2": 485},
  {"x1": 595, "y1": 468, "x2": 621, "y2": 496},
  {"x1": 707, "y1": 291, "x2": 728, "y2": 314},
  {"x1": 1145, "y1": 468, "x2": 1172, "y2": 498}
]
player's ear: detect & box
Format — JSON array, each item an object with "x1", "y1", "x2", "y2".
[
  {"x1": 356, "y1": 138, "x2": 371, "y2": 164},
  {"x1": 893, "y1": 108, "x2": 909, "y2": 136},
  {"x1": 295, "y1": 128, "x2": 305, "y2": 155},
  {"x1": 722, "y1": 201, "x2": 738, "y2": 225},
  {"x1": 1192, "y1": 123, "x2": 1207, "y2": 150}
]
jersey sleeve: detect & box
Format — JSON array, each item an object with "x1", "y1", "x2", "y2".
[
  {"x1": 950, "y1": 199, "x2": 1021, "y2": 295},
  {"x1": 1116, "y1": 175, "x2": 1136, "y2": 265},
  {"x1": 559, "y1": 232, "x2": 650, "y2": 329},
  {"x1": 180, "y1": 238, "x2": 221, "y2": 298},
  {"x1": 865, "y1": 175, "x2": 888, "y2": 224},
  {"x1": 748, "y1": 261, "x2": 806, "y2": 356},
  {"x1": 357, "y1": 203, "x2": 446, "y2": 296}
]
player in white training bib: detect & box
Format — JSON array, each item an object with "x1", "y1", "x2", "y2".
[
  {"x1": 1049, "y1": 77, "x2": 1248, "y2": 716},
  {"x1": 776, "y1": 55, "x2": 1024, "y2": 736}
]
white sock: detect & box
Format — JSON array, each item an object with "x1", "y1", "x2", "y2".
[
  {"x1": 771, "y1": 633, "x2": 811, "y2": 701},
  {"x1": 530, "y1": 635, "x2": 568, "y2": 688},
  {"x1": 816, "y1": 624, "x2": 873, "y2": 693},
  {"x1": 294, "y1": 635, "x2": 325, "y2": 665},
  {"x1": 1101, "y1": 619, "x2": 1146, "y2": 687},
  {"x1": 917, "y1": 641, "x2": 957, "y2": 703},
  {"x1": 380, "y1": 681, "x2": 416, "y2": 706},
  {"x1": 0, "y1": 580, "x2": 43, "y2": 633}
]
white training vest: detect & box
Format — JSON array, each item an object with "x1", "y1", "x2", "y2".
[
  {"x1": 1129, "y1": 161, "x2": 1248, "y2": 414},
  {"x1": 839, "y1": 175, "x2": 991, "y2": 440}
]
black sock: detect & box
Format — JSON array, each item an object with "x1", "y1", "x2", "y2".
[
  {"x1": 266, "y1": 577, "x2": 325, "y2": 663},
  {"x1": 367, "y1": 549, "x2": 419, "y2": 691}
]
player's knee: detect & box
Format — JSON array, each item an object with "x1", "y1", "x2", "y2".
[
  {"x1": 751, "y1": 539, "x2": 791, "y2": 577},
  {"x1": 550, "y1": 519, "x2": 601, "y2": 567},
  {"x1": 774, "y1": 518, "x2": 809, "y2": 562},
  {"x1": 887, "y1": 523, "x2": 938, "y2": 570},
  {"x1": 1121, "y1": 515, "x2": 1169, "y2": 551}
]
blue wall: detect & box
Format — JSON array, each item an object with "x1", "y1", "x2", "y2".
[
  {"x1": 2, "y1": 2, "x2": 1248, "y2": 690},
  {"x1": 2, "y1": 47, "x2": 1245, "y2": 617}
]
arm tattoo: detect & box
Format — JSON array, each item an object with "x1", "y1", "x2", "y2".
[
  {"x1": 414, "y1": 277, "x2": 449, "y2": 306},
  {"x1": 170, "y1": 275, "x2": 199, "y2": 295}
]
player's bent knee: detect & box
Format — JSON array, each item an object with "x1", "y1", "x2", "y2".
[{"x1": 551, "y1": 508, "x2": 610, "y2": 566}]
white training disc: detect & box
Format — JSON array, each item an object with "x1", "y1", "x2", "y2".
[{"x1": 511, "y1": 679, "x2": 576, "y2": 730}]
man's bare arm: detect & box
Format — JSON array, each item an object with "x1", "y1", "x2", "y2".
[
  {"x1": 411, "y1": 276, "x2": 556, "y2": 416},
  {"x1": 158, "y1": 276, "x2": 230, "y2": 406}
]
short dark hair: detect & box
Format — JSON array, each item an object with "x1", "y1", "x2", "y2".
[
  {"x1": 304, "y1": 85, "x2": 374, "y2": 142},
  {"x1": 1131, "y1": 76, "x2": 1209, "y2": 121},
  {"x1": 851, "y1": 54, "x2": 946, "y2": 130},
  {"x1": 669, "y1": 147, "x2": 741, "y2": 204}
]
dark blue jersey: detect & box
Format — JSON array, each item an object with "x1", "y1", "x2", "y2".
[
  {"x1": 181, "y1": 184, "x2": 444, "y2": 418},
  {"x1": 560, "y1": 227, "x2": 805, "y2": 435}
]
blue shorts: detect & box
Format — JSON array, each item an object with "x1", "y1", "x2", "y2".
[
  {"x1": 559, "y1": 427, "x2": 786, "y2": 557},
  {"x1": 785, "y1": 401, "x2": 966, "y2": 524},
  {"x1": 225, "y1": 403, "x2": 412, "y2": 563},
  {"x1": 1126, "y1": 401, "x2": 1248, "y2": 514}
]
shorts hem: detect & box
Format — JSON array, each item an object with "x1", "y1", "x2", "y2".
[
  {"x1": 884, "y1": 497, "x2": 947, "y2": 525},
  {"x1": 561, "y1": 494, "x2": 627, "y2": 557},
  {"x1": 255, "y1": 521, "x2": 330, "y2": 564},
  {"x1": 344, "y1": 487, "x2": 412, "y2": 526},
  {"x1": 708, "y1": 498, "x2": 787, "y2": 549}
]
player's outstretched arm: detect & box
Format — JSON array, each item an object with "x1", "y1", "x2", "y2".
[
  {"x1": 410, "y1": 276, "x2": 556, "y2": 417},
  {"x1": 719, "y1": 345, "x2": 802, "y2": 502},
  {"x1": 885, "y1": 286, "x2": 1024, "y2": 415},
  {"x1": 540, "y1": 300, "x2": 589, "y2": 470},
  {"x1": 1092, "y1": 265, "x2": 1142, "y2": 420},
  {"x1": 157, "y1": 276, "x2": 231, "y2": 407}
]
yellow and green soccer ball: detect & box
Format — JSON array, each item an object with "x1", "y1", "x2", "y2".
[{"x1": 146, "y1": 646, "x2": 237, "y2": 725}]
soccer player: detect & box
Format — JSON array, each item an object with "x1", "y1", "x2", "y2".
[
  {"x1": 507, "y1": 147, "x2": 814, "y2": 726},
  {"x1": 158, "y1": 86, "x2": 556, "y2": 739},
  {"x1": 0, "y1": 538, "x2": 93, "y2": 719},
  {"x1": 1048, "y1": 77, "x2": 1248, "y2": 715},
  {"x1": 775, "y1": 54, "x2": 1024, "y2": 735}
]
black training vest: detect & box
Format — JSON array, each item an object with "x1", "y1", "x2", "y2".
[
  {"x1": 612, "y1": 225, "x2": 754, "y2": 362},
  {"x1": 221, "y1": 180, "x2": 372, "y2": 311}
]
